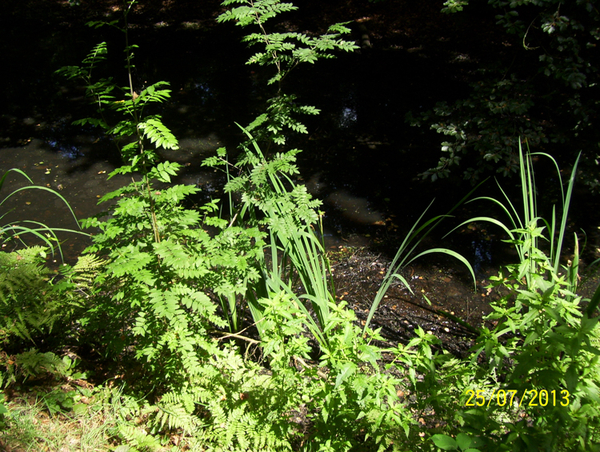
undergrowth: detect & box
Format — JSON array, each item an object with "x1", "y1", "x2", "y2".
[{"x1": 1, "y1": 1, "x2": 599, "y2": 451}]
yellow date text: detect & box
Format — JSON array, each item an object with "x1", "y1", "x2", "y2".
[{"x1": 464, "y1": 389, "x2": 570, "y2": 408}]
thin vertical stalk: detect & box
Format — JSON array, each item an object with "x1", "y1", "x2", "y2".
[{"x1": 122, "y1": 0, "x2": 161, "y2": 244}]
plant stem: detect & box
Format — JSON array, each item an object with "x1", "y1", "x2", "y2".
[{"x1": 123, "y1": 0, "x2": 161, "y2": 244}]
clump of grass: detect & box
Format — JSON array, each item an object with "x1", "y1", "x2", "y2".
[
  {"x1": 0, "y1": 386, "x2": 124, "y2": 452},
  {"x1": 1, "y1": 168, "x2": 87, "y2": 262}
]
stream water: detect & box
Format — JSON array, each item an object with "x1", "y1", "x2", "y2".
[{"x1": 1, "y1": 0, "x2": 459, "y2": 256}]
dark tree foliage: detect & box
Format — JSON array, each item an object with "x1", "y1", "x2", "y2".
[{"x1": 411, "y1": 0, "x2": 600, "y2": 190}]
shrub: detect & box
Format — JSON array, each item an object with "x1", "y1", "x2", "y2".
[{"x1": 429, "y1": 143, "x2": 600, "y2": 451}]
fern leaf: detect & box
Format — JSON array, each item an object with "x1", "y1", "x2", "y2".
[{"x1": 139, "y1": 118, "x2": 179, "y2": 150}]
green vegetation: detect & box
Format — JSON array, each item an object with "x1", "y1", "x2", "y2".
[
  {"x1": 410, "y1": 0, "x2": 600, "y2": 191},
  {"x1": 1, "y1": 168, "x2": 86, "y2": 260},
  {"x1": 0, "y1": 167, "x2": 88, "y2": 351},
  {"x1": 1, "y1": 1, "x2": 599, "y2": 451}
]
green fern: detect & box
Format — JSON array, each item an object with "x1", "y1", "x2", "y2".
[
  {"x1": 154, "y1": 390, "x2": 200, "y2": 434},
  {"x1": 0, "y1": 247, "x2": 61, "y2": 344},
  {"x1": 118, "y1": 423, "x2": 163, "y2": 452},
  {"x1": 59, "y1": 254, "x2": 106, "y2": 297},
  {"x1": 138, "y1": 117, "x2": 179, "y2": 151},
  {"x1": 218, "y1": 0, "x2": 358, "y2": 145},
  {"x1": 14, "y1": 350, "x2": 65, "y2": 379}
]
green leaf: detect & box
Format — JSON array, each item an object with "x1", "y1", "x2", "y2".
[
  {"x1": 113, "y1": 446, "x2": 131, "y2": 452},
  {"x1": 149, "y1": 161, "x2": 182, "y2": 183},
  {"x1": 138, "y1": 118, "x2": 179, "y2": 150},
  {"x1": 431, "y1": 434, "x2": 458, "y2": 450},
  {"x1": 72, "y1": 403, "x2": 88, "y2": 415},
  {"x1": 586, "y1": 280, "x2": 600, "y2": 316},
  {"x1": 456, "y1": 433, "x2": 473, "y2": 450},
  {"x1": 334, "y1": 362, "x2": 357, "y2": 389}
]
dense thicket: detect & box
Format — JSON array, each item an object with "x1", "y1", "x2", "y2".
[{"x1": 413, "y1": 0, "x2": 600, "y2": 189}]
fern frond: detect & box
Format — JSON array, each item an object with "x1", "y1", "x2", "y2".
[
  {"x1": 118, "y1": 423, "x2": 163, "y2": 451},
  {"x1": 154, "y1": 390, "x2": 201, "y2": 433},
  {"x1": 139, "y1": 117, "x2": 179, "y2": 150},
  {"x1": 70, "y1": 254, "x2": 106, "y2": 289},
  {"x1": 0, "y1": 248, "x2": 58, "y2": 342}
]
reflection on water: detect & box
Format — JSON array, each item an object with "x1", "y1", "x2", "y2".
[
  {"x1": 337, "y1": 90, "x2": 358, "y2": 129},
  {"x1": 326, "y1": 189, "x2": 384, "y2": 225},
  {"x1": 42, "y1": 119, "x2": 101, "y2": 160},
  {"x1": 339, "y1": 106, "x2": 358, "y2": 128},
  {"x1": 472, "y1": 238, "x2": 492, "y2": 276},
  {"x1": 192, "y1": 81, "x2": 213, "y2": 102},
  {"x1": 45, "y1": 139, "x2": 83, "y2": 160}
]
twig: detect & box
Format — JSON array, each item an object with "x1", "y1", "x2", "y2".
[{"x1": 214, "y1": 330, "x2": 261, "y2": 345}]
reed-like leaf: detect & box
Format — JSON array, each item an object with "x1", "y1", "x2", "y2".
[
  {"x1": 1, "y1": 169, "x2": 87, "y2": 260},
  {"x1": 586, "y1": 280, "x2": 600, "y2": 317},
  {"x1": 364, "y1": 200, "x2": 477, "y2": 335},
  {"x1": 462, "y1": 141, "x2": 583, "y2": 294}
]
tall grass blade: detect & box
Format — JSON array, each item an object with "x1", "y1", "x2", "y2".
[
  {"x1": 462, "y1": 141, "x2": 583, "y2": 295},
  {"x1": 230, "y1": 126, "x2": 333, "y2": 345},
  {"x1": 2, "y1": 222, "x2": 88, "y2": 260},
  {"x1": 0, "y1": 185, "x2": 80, "y2": 226},
  {"x1": 546, "y1": 150, "x2": 581, "y2": 273},
  {"x1": 586, "y1": 281, "x2": 600, "y2": 317},
  {"x1": 363, "y1": 199, "x2": 477, "y2": 335},
  {"x1": 0, "y1": 168, "x2": 34, "y2": 189},
  {"x1": 1, "y1": 168, "x2": 86, "y2": 261}
]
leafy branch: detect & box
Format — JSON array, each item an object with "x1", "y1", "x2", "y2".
[{"x1": 218, "y1": 0, "x2": 358, "y2": 145}]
